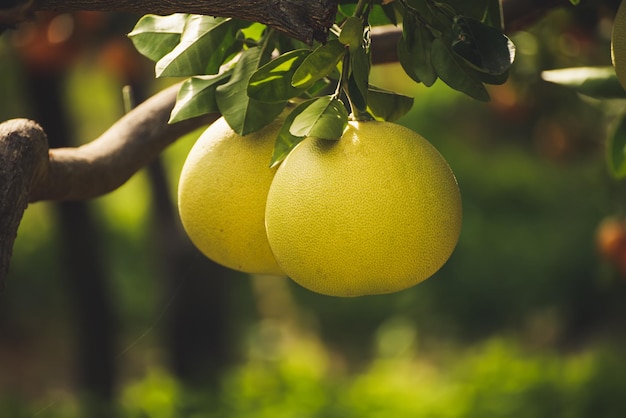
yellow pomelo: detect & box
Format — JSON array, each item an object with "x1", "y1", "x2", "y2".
[
  {"x1": 178, "y1": 117, "x2": 284, "y2": 275},
  {"x1": 265, "y1": 121, "x2": 462, "y2": 297},
  {"x1": 612, "y1": 0, "x2": 626, "y2": 90}
]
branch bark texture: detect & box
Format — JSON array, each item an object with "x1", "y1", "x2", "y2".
[
  {"x1": 4, "y1": 0, "x2": 339, "y2": 44},
  {"x1": 0, "y1": 83, "x2": 215, "y2": 287},
  {"x1": 0, "y1": 119, "x2": 48, "y2": 290},
  {"x1": 29, "y1": 83, "x2": 217, "y2": 201}
]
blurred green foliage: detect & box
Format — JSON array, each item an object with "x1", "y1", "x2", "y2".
[{"x1": 6, "y1": 335, "x2": 626, "y2": 417}]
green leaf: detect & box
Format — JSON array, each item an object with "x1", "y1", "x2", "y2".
[
  {"x1": 451, "y1": 16, "x2": 515, "y2": 76},
  {"x1": 398, "y1": 13, "x2": 437, "y2": 86},
  {"x1": 271, "y1": 101, "x2": 316, "y2": 167},
  {"x1": 381, "y1": 2, "x2": 402, "y2": 26},
  {"x1": 349, "y1": 44, "x2": 370, "y2": 111},
  {"x1": 240, "y1": 22, "x2": 267, "y2": 42},
  {"x1": 423, "y1": 1, "x2": 454, "y2": 34},
  {"x1": 155, "y1": 16, "x2": 249, "y2": 77},
  {"x1": 367, "y1": 87, "x2": 414, "y2": 122},
  {"x1": 291, "y1": 39, "x2": 346, "y2": 90},
  {"x1": 348, "y1": 75, "x2": 368, "y2": 114},
  {"x1": 248, "y1": 49, "x2": 312, "y2": 102},
  {"x1": 608, "y1": 113, "x2": 626, "y2": 178},
  {"x1": 339, "y1": 17, "x2": 363, "y2": 53},
  {"x1": 289, "y1": 96, "x2": 348, "y2": 140},
  {"x1": 216, "y1": 46, "x2": 285, "y2": 135},
  {"x1": 169, "y1": 71, "x2": 232, "y2": 123},
  {"x1": 541, "y1": 67, "x2": 626, "y2": 99},
  {"x1": 128, "y1": 14, "x2": 187, "y2": 62},
  {"x1": 431, "y1": 37, "x2": 490, "y2": 101}
]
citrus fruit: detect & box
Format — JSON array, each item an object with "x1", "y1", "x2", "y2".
[
  {"x1": 264, "y1": 121, "x2": 462, "y2": 297},
  {"x1": 612, "y1": 0, "x2": 626, "y2": 90},
  {"x1": 178, "y1": 116, "x2": 284, "y2": 275}
]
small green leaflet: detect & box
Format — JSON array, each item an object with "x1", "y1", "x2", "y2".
[
  {"x1": 248, "y1": 49, "x2": 312, "y2": 102},
  {"x1": 155, "y1": 16, "x2": 249, "y2": 77},
  {"x1": 169, "y1": 71, "x2": 233, "y2": 123},
  {"x1": 367, "y1": 87, "x2": 414, "y2": 122},
  {"x1": 291, "y1": 40, "x2": 346, "y2": 90},
  {"x1": 608, "y1": 113, "x2": 626, "y2": 179},
  {"x1": 128, "y1": 14, "x2": 188, "y2": 62},
  {"x1": 271, "y1": 101, "x2": 316, "y2": 167},
  {"x1": 271, "y1": 97, "x2": 349, "y2": 167},
  {"x1": 348, "y1": 45, "x2": 371, "y2": 113},
  {"x1": 339, "y1": 16, "x2": 363, "y2": 53},
  {"x1": 216, "y1": 46, "x2": 285, "y2": 135},
  {"x1": 289, "y1": 96, "x2": 348, "y2": 140}
]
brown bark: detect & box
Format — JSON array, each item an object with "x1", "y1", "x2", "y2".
[
  {"x1": 1, "y1": 0, "x2": 338, "y2": 44},
  {"x1": 0, "y1": 83, "x2": 215, "y2": 287},
  {"x1": 0, "y1": 119, "x2": 48, "y2": 290},
  {"x1": 29, "y1": 83, "x2": 217, "y2": 202}
]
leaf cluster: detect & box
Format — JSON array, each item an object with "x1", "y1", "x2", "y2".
[
  {"x1": 395, "y1": 0, "x2": 514, "y2": 101},
  {"x1": 128, "y1": 1, "x2": 515, "y2": 165}
]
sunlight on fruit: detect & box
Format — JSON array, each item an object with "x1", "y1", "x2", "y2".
[
  {"x1": 178, "y1": 116, "x2": 285, "y2": 275},
  {"x1": 265, "y1": 120, "x2": 462, "y2": 296}
]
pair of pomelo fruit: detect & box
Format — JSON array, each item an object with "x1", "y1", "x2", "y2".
[{"x1": 177, "y1": 115, "x2": 462, "y2": 297}]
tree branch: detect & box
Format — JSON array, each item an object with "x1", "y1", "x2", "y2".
[
  {"x1": 1, "y1": 0, "x2": 338, "y2": 44},
  {"x1": 0, "y1": 119, "x2": 48, "y2": 290},
  {"x1": 0, "y1": 83, "x2": 215, "y2": 287},
  {"x1": 29, "y1": 83, "x2": 217, "y2": 202}
]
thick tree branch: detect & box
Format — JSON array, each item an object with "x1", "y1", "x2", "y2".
[
  {"x1": 0, "y1": 83, "x2": 215, "y2": 287},
  {"x1": 29, "y1": 83, "x2": 217, "y2": 202},
  {"x1": 0, "y1": 119, "x2": 47, "y2": 290},
  {"x1": 1, "y1": 0, "x2": 338, "y2": 44}
]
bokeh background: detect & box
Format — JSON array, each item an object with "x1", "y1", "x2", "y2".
[{"x1": 2, "y1": 2, "x2": 626, "y2": 417}]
